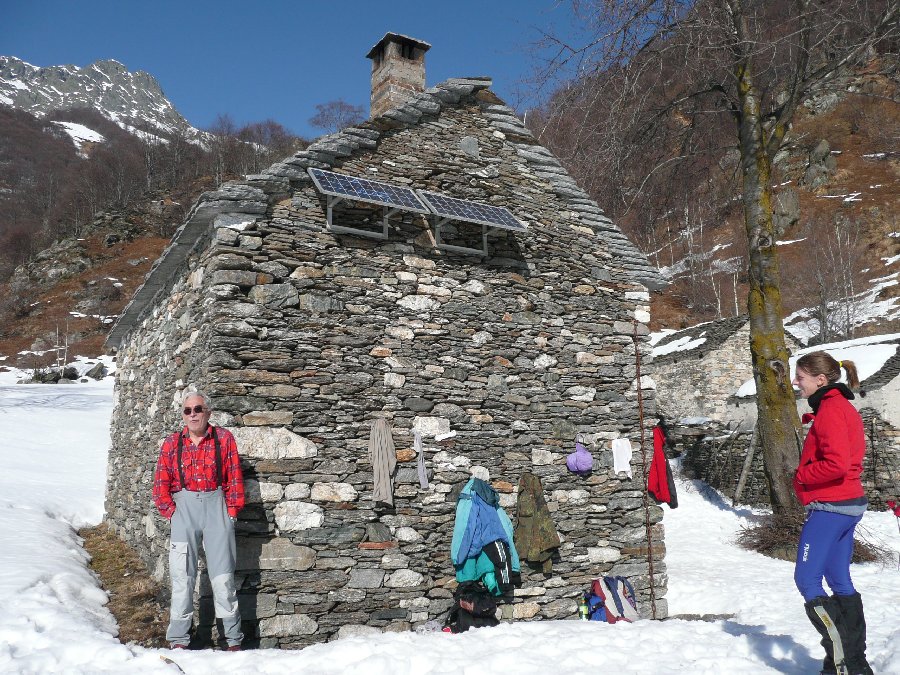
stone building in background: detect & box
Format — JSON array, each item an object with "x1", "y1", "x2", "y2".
[
  {"x1": 104, "y1": 33, "x2": 666, "y2": 648},
  {"x1": 651, "y1": 315, "x2": 801, "y2": 424}
]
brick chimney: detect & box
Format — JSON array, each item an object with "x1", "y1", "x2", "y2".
[{"x1": 366, "y1": 33, "x2": 431, "y2": 118}]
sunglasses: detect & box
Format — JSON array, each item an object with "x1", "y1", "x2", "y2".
[{"x1": 182, "y1": 405, "x2": 206, "y2": 415}]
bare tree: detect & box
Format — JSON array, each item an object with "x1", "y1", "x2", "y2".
[
  {"x1": 809, "y1": 214, "x2": 870, "y2": 341},
  {"x1": 165, "y1": 119, "x2": 195, "y2": 187},
  {"x1": 207, "y1": 114, "x2": 240, "y2": 186},
  {"x1": 535, "y1": 0, "x2": 898, "y2": 514},
  {"x1": 309, "y1": 100, "x2": 366, "y2": 135},
  {"x1": 236, "y1": 119, "x2": 305, "y2": 175}
]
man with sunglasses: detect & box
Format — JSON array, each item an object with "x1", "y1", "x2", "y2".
[{"x1": 153, "y1": 390, "x2": 245, "y2": 651}]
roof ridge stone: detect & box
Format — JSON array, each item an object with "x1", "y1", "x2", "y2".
[{"x1": 441, "y1": 76, "x2": 493, "y2": 87}]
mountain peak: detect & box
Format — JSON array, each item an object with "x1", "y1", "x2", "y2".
[{"x1": 0, "y1": 56, "x2": 192, "y2": 137}]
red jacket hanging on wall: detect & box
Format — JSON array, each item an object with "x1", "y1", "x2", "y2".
[{"x1": 648, "y1": 425, "x2": 678, "y2": 508}]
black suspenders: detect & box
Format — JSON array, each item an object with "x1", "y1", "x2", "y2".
[{"x1": 175, "y1": 425, "x2": 223, "y2": 489}]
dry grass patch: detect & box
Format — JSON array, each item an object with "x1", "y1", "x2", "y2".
[{"x1": 80, "y1": 523, "x2": 168, "y2": 648}]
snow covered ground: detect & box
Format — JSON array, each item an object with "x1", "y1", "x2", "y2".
[
  {"x1": 1, "y1": 361, "x2": 899, "y2": 674},
  {"x1": 50, "y1": 121, "x2": 106, "y2": 157}
]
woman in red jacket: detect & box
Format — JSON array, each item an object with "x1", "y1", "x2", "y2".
[{"x1": 792, "y1": 351, "x2": 872, "y2": 675}]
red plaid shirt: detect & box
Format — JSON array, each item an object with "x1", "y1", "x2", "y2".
[{"x1": 153, "y1": 425, "x2": 245, "y2": 519}]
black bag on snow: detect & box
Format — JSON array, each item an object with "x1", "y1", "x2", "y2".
[{"x1": 445, "y1": 581, "x2": 499, "y2": 633}]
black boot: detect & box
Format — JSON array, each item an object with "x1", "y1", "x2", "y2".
[
  {"x1": 804, "y1": 596, "x2": 847, "y2": 675},
  {"x1": 833, "y1": 593, "x2": 874, "y2": 675}
]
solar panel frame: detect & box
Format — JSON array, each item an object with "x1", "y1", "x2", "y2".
[
  {"x1": 308, "y1": 168, "x2": 431, "y2": 214},
  {"x1": 416, "y1": 190, "x2": 527, "y2": 233}
]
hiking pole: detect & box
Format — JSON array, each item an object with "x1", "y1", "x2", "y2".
[{"x1": 632, "y1": 320, "x2": 658, "y2": 620}]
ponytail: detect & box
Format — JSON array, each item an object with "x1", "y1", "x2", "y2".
[
  {"x1": 840, "y1": 359, "x2": 860, "y2": 390},
  {"x1": 796, "y1": 351, "x2": 860, "y2": 390}
]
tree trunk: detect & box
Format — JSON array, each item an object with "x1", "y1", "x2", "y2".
[{"x1": 731, "y1": 9, "x2": 803, "y2": 516}]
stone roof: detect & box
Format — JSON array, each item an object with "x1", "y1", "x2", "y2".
[
  {"x1": 652, "y1": 315, "x2": 750, "y2": 364},
  {"x1": 858, "y1": 335, "x2": 900, "y2": 391},
  {"x1": 106, "y1": 76, "x2": 664, "y2": 350}
]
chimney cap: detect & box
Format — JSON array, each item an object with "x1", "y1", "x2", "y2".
[{"x1": 366, "y1": 32, "x2": 431, "y2": 59}]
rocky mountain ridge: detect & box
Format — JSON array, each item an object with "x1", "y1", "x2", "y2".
[{"x1": 0, "y1": 56, "x2": 195, "y2": 138}]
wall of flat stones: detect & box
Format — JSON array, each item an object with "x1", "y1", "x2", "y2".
[
  {"x1": 106, "y1": 87, "x2": 667, "y2": 649},
  {"x1": 653, "y1": 325, "x2": 754, "y2": 422},
  {"x1": 858, "y1": 409, "x2": 900, "y2": 510},
  {"x1": 652, "y1": 321, "x2": 900, "y2": 509}
]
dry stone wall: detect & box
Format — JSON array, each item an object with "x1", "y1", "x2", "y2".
[{"x1": 106, "y1": 80, "x2": 666, "y2": 648}]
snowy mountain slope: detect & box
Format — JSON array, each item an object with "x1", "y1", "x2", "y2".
[
  {"x1": 0, "y1": 56, "x2": 197, "y2": 138},
  {"x1": 50, "y1": 120, "x2": 106, "y2": 156}
]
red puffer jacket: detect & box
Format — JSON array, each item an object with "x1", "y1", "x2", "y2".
[{"x1": 793, "y1": 387, "x2": 866, "y2": 505}]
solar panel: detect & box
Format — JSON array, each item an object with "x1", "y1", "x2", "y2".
[
  {"x1": 416, "y1": 191, "x2": 526, "y2": 232},
  {"x1": 308, "y1": 168, "x2": 430, "y2": 214}
]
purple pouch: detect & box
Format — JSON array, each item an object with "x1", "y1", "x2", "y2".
[{"x1": 566, "y1": 435, "x2": 593, "y2": 474}]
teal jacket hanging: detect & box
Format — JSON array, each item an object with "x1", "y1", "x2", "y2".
[{"x1": 451, "y1": 478, "x2": 521, "y2": 594}]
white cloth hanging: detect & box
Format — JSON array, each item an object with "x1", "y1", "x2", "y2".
[
  {"x1": 414, "y1": 430, "x2": 429, "y2": 489},
  {"x1": 611, "y1": 437, "x2": 633, "y2": 478}
]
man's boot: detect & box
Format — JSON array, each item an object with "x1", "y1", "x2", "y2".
[
  {"x1": 833, "y1": 593, "x2": 874, "y2": 675},
  {"x1": 804, "y1": 596, "x2": 847, "y2": 675}
]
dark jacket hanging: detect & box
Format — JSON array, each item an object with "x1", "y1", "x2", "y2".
[{"x1": 514, "y1": 472, "x2": 561, "y2": 573}]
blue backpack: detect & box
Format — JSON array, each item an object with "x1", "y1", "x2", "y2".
[{"x1": 584, "y1": 576, "x2": 639, "y2": 623}]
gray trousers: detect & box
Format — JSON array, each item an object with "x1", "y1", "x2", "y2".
[{"x1": 166, "y1": 488, "x2": 243, "y2": 647}]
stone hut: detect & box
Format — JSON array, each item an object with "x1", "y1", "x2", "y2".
[
  {"x1": 652, "y1": 315, "x2": 800, "y2": 423},
  {"x1": 104, "y1": 33, "x2": 667, "y2": 648}
]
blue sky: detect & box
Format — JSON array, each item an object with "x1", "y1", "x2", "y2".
[{"x1": 4, "y1": 0, "x2": 577, "y2": 138}]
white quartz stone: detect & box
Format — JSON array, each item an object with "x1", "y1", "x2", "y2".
[
  {"x1": 566, "y1": 385, "x2": 597, "y2": 402},
  {"x1": 311, "y1": 482, "x2": 358, "y2": 502},
  {"x1": 534, "y1": 354, "x2": 557, "y2": 369},
  {"x1": 532, "y1": 448, "x2": 554, "y2": 465},
  {"x1": 384, "y1": 372, "x2": 406, "y2": 387},
  {"x1": 259, "y1": 613, "x2": 317, "y2": 637},
  {"x1": 472, "y1": 331, "x2": 492, "y2": 346},
  {"x1": 274, "y1": 501, "x2": 323, "y2": 531},
  {"x1": 285, "y1": 483, "x2": 311, "y2": 499},
  {"x1": 398, "y1": 295, "x2": 440, "y2": 311},
  {"x1": 587, "y1": 546, "x2": 622, "y2": 563},
  {"x1": 395, "y1": 527, "x2": 422, "y2": 542},
  {"x1": 228, "y1": 426, "x2": 317, "y2": 459},
  {"x1": 385, "y1": 569, "x2": 424, "y2": 587},
  {"x1": 412, "y1": 416, "x2": 450, "y2": 437}
]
